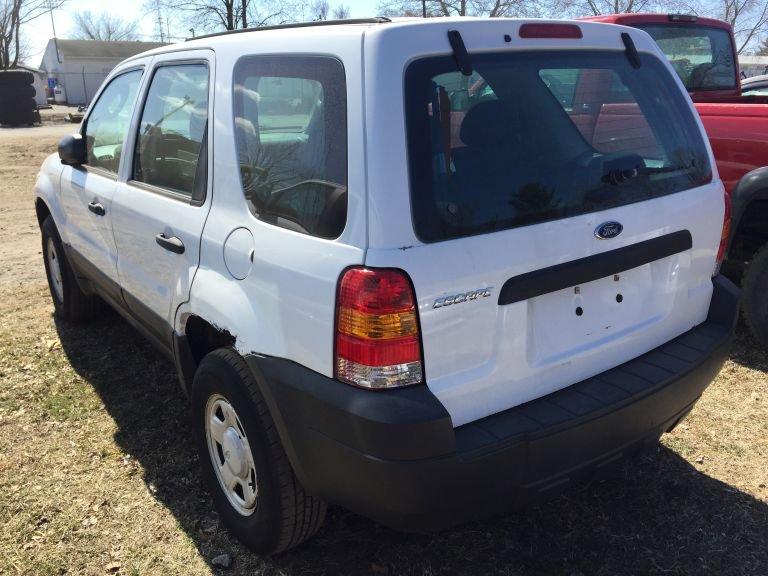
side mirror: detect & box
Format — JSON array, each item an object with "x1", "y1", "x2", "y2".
[{"x1": 58, "y1": 134, "x2": 86, "y2": 166}]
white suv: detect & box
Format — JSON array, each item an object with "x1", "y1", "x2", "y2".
[{"x1": 35, "y1": 17, "x2": 739, "y2": 554}]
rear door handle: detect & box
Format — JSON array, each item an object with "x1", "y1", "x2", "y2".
[
  {"x1": 155, "y1": 233, "x2": 185, "y2": 254},
  {"x1": 88, "y1": 201, "x2": 105, "y2": 216}
]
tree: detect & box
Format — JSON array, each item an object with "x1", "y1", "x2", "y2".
[
  {"x1": 310, "y1": 0, "x2": 328, "y2": 20},
  {"x1": 1, "y1": 0, "x2": 66, "y2": 69},
  {"x1": 158, "y1": 0, "x2": 302, "y2": 33},
  {"x1": 309, "y1": 3, "x2": 352, "y2": 21},
  {"x1": 332, "y1": 4, "x2": 350, "y2": 18},
  {"x1": 553, "y1": 0, "x2": 687, "y2": 17},
  {"x1": 712, "y1": 0, "x2": 768, "y2": 53},
  {"x1": 758, "y1": 36, "x2": 768, "y2": 55},
  {"x1": 72, "y1": 10, "x2": 140, "y2": 41},
  {"x1": 378, "y1": 0, "x2": 550, "y2": 17}
]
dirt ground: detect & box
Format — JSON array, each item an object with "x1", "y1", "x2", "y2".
[{"x1": 0, "y1": 126, "x2": 767, "y2": 576}]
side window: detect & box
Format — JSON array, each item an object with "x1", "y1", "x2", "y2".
[
  {"x1": 541, "y1": 67, "x2": 665, "y2": 161},
  {"x1": 84, "y1": 69, "x2": 142, "y2": 174},
  {"x1": 538, "y1": 69, "x2": 579, "y2": 110},
  {"x1": 133, "y1": 63, "x2": 209, "y2": 199},
  {"x1": 233, "y1": 56, "x2": 347, "y2": 239}
]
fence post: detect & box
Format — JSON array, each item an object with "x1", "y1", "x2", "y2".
[{"x1": 82, "y1": 66, "x2": 88, "y2": 105}]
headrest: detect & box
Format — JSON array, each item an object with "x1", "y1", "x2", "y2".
[{"x1": 459, "y1": 100, "x2": 517, "y2": 148}]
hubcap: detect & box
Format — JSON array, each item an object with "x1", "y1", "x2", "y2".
[
  {"x1": 205, "y1": 394, "x2": 258, "y2": 516},
  {"x1": 46, "y1": 238, "x2": 64, "y2": 303}
]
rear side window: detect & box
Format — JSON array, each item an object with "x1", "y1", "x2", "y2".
[
  {"x1": 405, "y1": 50, "x2": 712, "y2": 243},
  {"x1": 636, "y1": 25, "x2": 736, "y2": 91},
  {"x1": 233, "y1": 56, "x2": 347, "y2": 239},
  {"x1": 133, "y1": 64, "x2": 209, "y2": 199},
  {"x1": 84, "y1": 69, "x2": 142, "y2": 174}
]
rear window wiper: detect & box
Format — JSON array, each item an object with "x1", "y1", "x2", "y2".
[
  {"x1": 621, "y1": 32, "x2": 642, "y2": 69},
  {"x1": 447, "y1": 30, "x2": 473, "y2": 76},
  {"x1": 603, "y1": 163, "x2": 693, "y2": 185}
]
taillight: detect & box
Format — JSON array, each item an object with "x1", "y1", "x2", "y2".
[
  {"x1": 715, "y1": 190, "x2": 732, "y2": 276},
  {"x1": 335, "y1": 267, "x2": 423, "y2": 389},
  {"x1": 668, "y1": 14, "x2": 698, "y2": 22}
]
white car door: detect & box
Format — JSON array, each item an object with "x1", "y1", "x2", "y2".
[
  {"x1": 58, "y1": 66, "x2": 145, "y2": 301},
  {"x1": 110, "y1": 51, "x2": 214, "y2": 349}
]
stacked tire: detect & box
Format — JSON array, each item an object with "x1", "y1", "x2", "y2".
[{"x1": 0, "y1": 70, "x2": 38, "y2": 126}]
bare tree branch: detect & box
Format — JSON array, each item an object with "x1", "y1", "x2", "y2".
[
  {"x1": 158, "y1": 0, "x2": 302, "y2": 32},
  {"x1": 72, "y1": 10, "x2": 140, "y2": 41},
  {"x1": 332, "y1": 4, "x2": 350, "y2": 18},
  {"x1": 377, "y1": 0, "x2": 538, "y2": 17},
  {"x1": 1, "y1": 0, "x2": 66, "y2": 68},
  {"x1": 310, "y1": 0, "x2": 329, "y2": 20},
  {"x1": 715, "y1": 0, "x2": 768, "y2": 53}
]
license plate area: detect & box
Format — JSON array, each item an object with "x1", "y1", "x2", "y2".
[{"x1": 525, "y1": 265, "x2": 667, "y2": 367}]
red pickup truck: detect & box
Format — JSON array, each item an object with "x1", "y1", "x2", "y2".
[{"x1": 583, "y1": 13, "x2": 768, "y2": 347}]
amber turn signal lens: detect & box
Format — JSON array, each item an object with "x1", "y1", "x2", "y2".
[{"x1": 337, "y1": 308, "x2": 417, "y2": 340}]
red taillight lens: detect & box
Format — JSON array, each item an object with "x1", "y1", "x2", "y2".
[
  {"x1": 519, "y1": 24, "x2": 583, "y2": 39},
  {"x1": 335, "y1": 268, "x2": 423, "y2": 389},
  {"x1": 715, "y1": 191, "x2": 732, "y2": 275}
]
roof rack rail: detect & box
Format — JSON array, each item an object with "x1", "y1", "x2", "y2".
[{"x1": 188, "y1": 17, "x2": 392, "y2": 41}]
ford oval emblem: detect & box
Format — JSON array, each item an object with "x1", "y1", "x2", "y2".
[{"x1": 595, "y1": 221, "x2": 623, "y2": 240}]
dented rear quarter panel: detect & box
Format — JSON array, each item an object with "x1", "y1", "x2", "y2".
[{"x1": 175, "y1": 27, "x2": 368, "y2": 378}]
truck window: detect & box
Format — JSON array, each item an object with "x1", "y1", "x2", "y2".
[
  {"x1": 133, "y1": 63, "x2": 209, "y2": 198},
  {"x1": 233, "y1": 56, "x2": 347, "y2": 239},
  {"x1": 405, "y1": 50, "x2": 712, "y2": 243},
  {"x1": 635, "y1": 24, "x2": 736, "y2": 91}
]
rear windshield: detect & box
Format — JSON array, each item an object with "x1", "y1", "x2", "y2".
[
  {"x1": 405, "y1": 50, "x2": 712, "y2": 242},
  {"x1": 635, "y1": 25, "x2": 736, "y2": 91}
]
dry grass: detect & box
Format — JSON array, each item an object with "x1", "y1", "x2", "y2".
[{"x1": 0, "y1": 128, "x2": 767, "y2": 576}]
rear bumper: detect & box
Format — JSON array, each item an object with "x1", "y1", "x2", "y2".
[{"x1": 246, "y1": 275, "x2": 739, "y2": 532}]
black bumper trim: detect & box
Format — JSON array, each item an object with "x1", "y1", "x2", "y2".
[
  {"x1": 246, "y1": 275, "x2": 739, "y2": 532},
  {"x1": 498, "y1": 230, "x2": 693, "y2": 305}
]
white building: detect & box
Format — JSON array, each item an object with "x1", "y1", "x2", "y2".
[
  {"x1": 40, "y1": 39, "x2": 167, "y2": 105},
  {"x1": 739, "y1": 55, "x2": 768, "y2": 78}
]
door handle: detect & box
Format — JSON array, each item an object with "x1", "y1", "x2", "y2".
[
  {"x1": 88, "y1": 201, "x2": 105, "y2": 216},
  {"x1": 155, "y1": 233, "x2": 185, "y2": 254}
]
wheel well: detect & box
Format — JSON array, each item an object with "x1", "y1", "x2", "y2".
[
  {"x1": 730, "y1": 199, "x2": 768, "y2": 264},
  {"x1": 184, "y1": 315, "x2": 236, "y2": 367},
  {"x1": 35, "y1": 199, "x2": 51, "y2": 229}
]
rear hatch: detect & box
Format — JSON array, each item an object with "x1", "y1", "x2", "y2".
[{"x1": 363, "y1": 20, "x2": 725, "y2": 426}]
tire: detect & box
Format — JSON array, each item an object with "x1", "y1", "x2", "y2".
[
  {"x1": 0, "y1": 71, "x2": 34, "y2": 87},
  {"x1": 192, "y1": 348, "x2": 326, "y2": 554},
  {"x1": 0, "y1": 99, "x2": 38, "y2": 126},
  {"x1": 41, "y1": 216, "x2": 101, "y2": 322},
  {"x1": 0, "y1": 98, "x2": 37, "y2": 113},
  {"x1": 742, "y1": 242, "x2": 768, "y2": 349},
  {"x1": 0, "y1": 114, "x2": 36, "y2": 126},
  {"x1": 0, "y1": 85, "x2": 36, "y2": 102}
]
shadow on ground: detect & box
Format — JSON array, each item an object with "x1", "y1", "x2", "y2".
[{"x1": 54, "y1": 312, "x2": 768, "y2": 576}]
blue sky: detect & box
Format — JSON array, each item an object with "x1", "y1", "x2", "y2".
[{"x1": 24, "y1": 0, "x2": 380, "y2": 67}]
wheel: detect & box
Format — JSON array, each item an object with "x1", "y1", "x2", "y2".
[
  {"x1": 742, "y1": 242, "x2": 768, "y2": 349},
  {"x1": 41, "y1": 216, "x2": 101, "y2": 321},
  {"x1": 192, "y1": 348, "x2": 326, "y2": 554}
]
